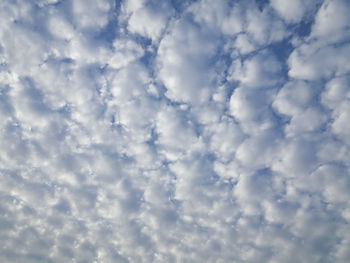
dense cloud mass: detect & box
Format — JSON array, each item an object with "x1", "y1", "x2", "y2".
[{"x1": 0, "y1": 0, "x2": 349, "y2": 262}]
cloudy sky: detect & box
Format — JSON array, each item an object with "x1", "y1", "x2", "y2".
[{"x1": 0, "y1": 0, "x2": 350, "y2": 262}]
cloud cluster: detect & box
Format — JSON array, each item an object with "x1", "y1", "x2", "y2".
[{"x1": 0, "y1": 0, "x2": 350, "y2": 262}]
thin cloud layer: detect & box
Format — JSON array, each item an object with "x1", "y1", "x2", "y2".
[{"x1": 0, "y1": 0, "x2": 350, "y2": 262}]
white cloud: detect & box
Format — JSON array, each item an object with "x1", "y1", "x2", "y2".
[
  {"x1": 206, "y1": 117, "x2": 244, "y2": 162},
  {"x1": 228, "y1": 51, "x2": 282, "y2": 88},
  {"x1": 72, "y1": 0, "x2": 114, "y2": 31},
  {"x1": 270, "y1": 0, "x2": 322, "y2": 23},
  {"x1": 321, "y1": 76, "x2": 350, "y2": 145},
  {"x1": 284, "y1": 106, "x2": 327, "y2": 137},
  {"x1": 48, "y1": 14, "x2": 75, "y2": 40},
  {"x1": 236, "y1": 130, "x2": 281, "y2": 170},
  {"x1": 157, "y1": 17, "x2": 218, "y2": 105},
  {"x1": 234, "y1": 34, "x2": 256, "y2": 55},
  {"x1": 229, "y1": 86, "x2": 277, "y2": 134},
  {"x1": 127, "y1": 5, "x2": 169, "y2": 41},
  {"x1": 155, "y1": 105, "x2": 199, "y2": 161},
  {"x1": 1, "y1": 0, "x2": 350, "y2": 262},
  {"x1": 288, "y1": 42, "x2": 350, "y2": 80},
  {"x1": 245, "y1": 6, "x2": 287, "y2": 45},
  {"x1": 270, "y1": 0, "x2": 305, "y2": 23},
  {"x1": 121, "y1": 0, "x2": 173, "y2": 42},
  {"x1": 288, "y1": 0, "x2": 350, "y2": 80},
  {"x1": 273, "y1": 80, "x2": 314, "y2": 116},
  {"x1": 311, "y1": 0, "x2": 350, "y2": 41},
  {"x1": 189, "y1": 0, "x2": 243, "y2": 35}
]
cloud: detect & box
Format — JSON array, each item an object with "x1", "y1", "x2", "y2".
[
  {"x1": 288, "y1": 0, "x2": 350, "y2": 80},
  {"x1": 322, "y1": 76, "x2": 350, "y2": 145},
  {"x1": 270, "y1": 0, "x2": 322, "y2": 23},
  {"x1": 120, "y1": 0, "x2": 174, "y2": 42},
  {"x1": 156, "y1": 15, "x2": 219, "y2": 105},
  {"x1": 288, "y1": 42, "x2": 350, "y2": 80},
  {"x1": 228, "y1": 50, "x2": 283, "y2": 88},
  {"x1": 72, "y1": 0, "x2": 115, "y2": 31},
  {"x1": 0, "y1": 0, "x2": 350, "y2": 262},
  {"x1": 310, "y1": 0, "x2": 350, "y2": 41}
]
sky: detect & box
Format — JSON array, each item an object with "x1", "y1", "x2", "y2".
[{"x1": 0, "y1": 0, "x2": 350, "y2": 262}]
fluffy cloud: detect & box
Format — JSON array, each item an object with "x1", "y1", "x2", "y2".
[
  {"x1": 156, "y1": 16, "x2": 219, "y2": 105},
  {"x1": 288, "y1": 0, "x2": 350, "y2": 80},
  {"x1": 310, "y1": 0, "x2": 350, "y2": 41},
  {"x1": 270, "y1": 0, "x2": 322, "y2": 23},
  {"x1": 0, "y1": 0, "x2": 350, "y2": 262},
  {"x1": 228, "y1": 51, "x2": 282, "y2": 88},
  {"x1": 120, "y1": 0, "x2": 174, "y2": 42}
]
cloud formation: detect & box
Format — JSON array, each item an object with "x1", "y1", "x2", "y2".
[{"x1": 0, "y1": 0, "x2": 350, "y2": 262}]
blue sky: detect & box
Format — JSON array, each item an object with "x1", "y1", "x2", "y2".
[{"x1": 0, "y1": 0, "x2": 350, "y2": 262}]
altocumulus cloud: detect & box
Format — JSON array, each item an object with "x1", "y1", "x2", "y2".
[{"x1": 0, "y1": 0, "x2": 350, "y2": 262}]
